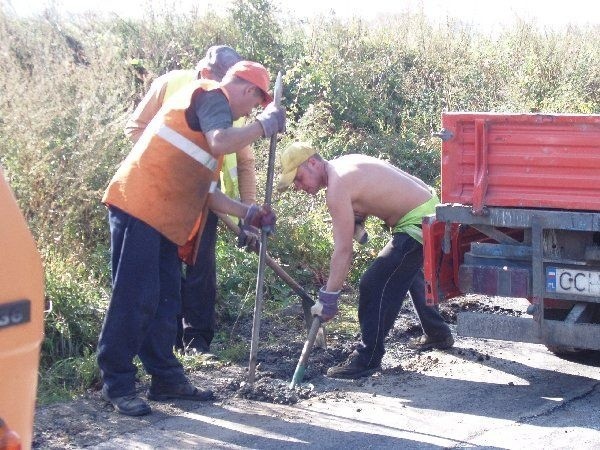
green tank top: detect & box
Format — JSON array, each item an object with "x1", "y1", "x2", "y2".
[{"x1": 391, "y1": 190, "x2": 439, "y2": 244}]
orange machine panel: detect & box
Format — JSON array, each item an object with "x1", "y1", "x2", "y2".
[
  {"x1": 0, "y1": 168, "x2": 44, "y2": 450},
  {"x1": 440, "y1": 113, "x2": 600, "y2": 214}
]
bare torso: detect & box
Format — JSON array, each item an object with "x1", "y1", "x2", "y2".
[{"x1": 326, "y1": 154, "x2": 433, "y2": 227}]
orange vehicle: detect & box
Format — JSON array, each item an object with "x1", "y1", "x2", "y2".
[
  {"x1": 424, "y1": 113, "x2": 600, "y2": 353},
  {"x1": 0, "y1": 168, "x2": 44, "y2": 450}
]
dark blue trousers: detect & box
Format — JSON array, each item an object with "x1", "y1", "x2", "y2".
[
  {"x1": 356, "y1": 233, "x2": 451, "y2": 367},
  {"x1": 97, "y1": 206, "x2": 187, "y2": 398},
  {"x1": 176, "y1": 208, "x2": 218, "y2": 351}
]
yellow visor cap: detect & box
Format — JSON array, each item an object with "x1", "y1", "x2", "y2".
[{"x1": 277, "y1": 142, "x2": 316, "y2": 192}]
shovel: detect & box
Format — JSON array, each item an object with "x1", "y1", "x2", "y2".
[{"x1": 289, "y1": 315, "x2": 322, "y2": 388}]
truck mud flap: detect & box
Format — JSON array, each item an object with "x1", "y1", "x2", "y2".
[{"x1": 457, "y1": 312, "x2": 600, "y2": 351}]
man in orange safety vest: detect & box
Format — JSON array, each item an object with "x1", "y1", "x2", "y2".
[
  {"x1": 124, "y1": 46, "x2": 256, "y2": 357},
  {"x1": 98, "y1": 59, "x2": 284, "y2": 417}
]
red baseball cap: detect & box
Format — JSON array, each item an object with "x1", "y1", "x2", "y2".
[{"x1": 224, "y1": 60, "x2": 273, "y2": 107}]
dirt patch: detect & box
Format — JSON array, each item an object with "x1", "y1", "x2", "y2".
[{"x1": 32, "y1": 295, "x2": 525, "y2": 449}]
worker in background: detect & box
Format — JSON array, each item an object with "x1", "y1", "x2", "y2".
[
  {"x1": 277, "y1": 143, "x2": 453, "y2": 379},
  {"x1": 125, "y1": 45, "x2": 256, "y2": 357},
  {"x1": 98, "y1": 60, "x2": 284, "y2": 416}
]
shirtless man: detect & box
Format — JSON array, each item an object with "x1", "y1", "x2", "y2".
[{"x1": 277, "y1": 142, "x2": 453, "y2": 379}]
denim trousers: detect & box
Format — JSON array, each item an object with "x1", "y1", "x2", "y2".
[
  {"x1": 356, "y1": 232, "x2": 451, "y2": 367},
  {"x1": 97, "y1": 206, "x2": 187, "y2": 398},
  {"x1": 176, "y1": 208, "x2": 218, "y2": 350}
]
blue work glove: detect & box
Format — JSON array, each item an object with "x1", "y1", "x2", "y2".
[
  {"x1": 243, "y1": 204, "x2": 277, "y2": 235},
  {"x1": 310, "y1": 288, "x2": 340, "y2": 322},
  {"x1": 256, "y1": 102, "x2": 286, "y2": 138}
]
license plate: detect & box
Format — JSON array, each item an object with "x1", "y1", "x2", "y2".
[{"x1": 546, "y1": 267, "x2": 600, "y2": 297}]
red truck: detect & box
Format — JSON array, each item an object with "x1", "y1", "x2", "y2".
[{"x1": 423, "y1": 112, "x2": 600, "y2": 353}]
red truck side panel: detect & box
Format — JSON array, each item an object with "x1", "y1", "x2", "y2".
[
  {"x1": 423, "y1": 217, "x2": 485, "y2": 305},
  {"x1": 441, "y1": 113, "x2": 600, "y2": 213},
  {"x1": 423, "y1": 213, "x2": 526, "y2": 305},
  {"x1": 423, "y1": 216, "x2": 459, "y2": 305}
]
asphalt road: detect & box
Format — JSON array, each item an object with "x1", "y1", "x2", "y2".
[{"x1": 88, "y1": 335, "x2": 600, "y2": 449}]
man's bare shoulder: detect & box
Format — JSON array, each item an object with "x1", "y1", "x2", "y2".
[
  {"x1": 328, "y1": 154, "x2": 386, "y2": 187},
  {"x1": 325, "y1": 155, "x2": 370, "y2": 209},
  {"x1": 329, "y1": 154, "x2": 369, "y2": 179},
  {"x1": 327, "y1": 154, "x2": 432, "y2": 223}
]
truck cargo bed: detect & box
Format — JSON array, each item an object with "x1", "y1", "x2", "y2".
[{"x1": 440, "y1": 113, "x2": 600, "y2": 213}]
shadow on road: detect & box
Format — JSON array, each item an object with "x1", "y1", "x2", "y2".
[
  {"x1": 99, "y1": 401, "x2": 502, "y2": 449},
  {"x1": 328, "y1": 341, "x2": 600, "y2": 431}
]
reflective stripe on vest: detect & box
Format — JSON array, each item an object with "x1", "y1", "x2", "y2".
[
  {"x1": 164, "y1": 72, "x2": 241, "y2": 199},
  {"x1": 227, "y1": 163, "x2": 238, "y2": 179},
  {"x1": 155, "y1": 124, "x2": 217, "y2": 172},
  {"x1": 219, "y1": 117, "x2": 245, "y2": 199},
  {"x1": 221, "y1": 153, "x2": 239, "y2": 199}
]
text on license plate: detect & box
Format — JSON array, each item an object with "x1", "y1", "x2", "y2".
[{"x1": 546, "y1": 267, "x2": 600, "y2": 297}]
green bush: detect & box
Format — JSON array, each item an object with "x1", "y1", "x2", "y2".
[{"x1": 42, "y1": 250, "x2": 108, "y2": 365}]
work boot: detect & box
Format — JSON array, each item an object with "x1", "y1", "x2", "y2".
[
  {"x1": 147, "y1": 380, "x2": 214, "y2": 402},
  {"x1": 409, "y1": 333, "x2": 454, "y2": 351},
  {"x1": 326, "y1": 351, "x2": 381, "y2": 380},
  {"x1": 101, "y1": 386, "x2": 151, "y2": 416}
]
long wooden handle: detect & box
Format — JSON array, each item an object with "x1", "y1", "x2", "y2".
[
  {"x1": 289, "y1": 316, "x2": 322, "y2": 388},
  {"x1": 248, "y1": 72, "x2": 283, "y2": 383},
  {"x1": 215, "y1": 211, "x2": 314, "y2": 328}
]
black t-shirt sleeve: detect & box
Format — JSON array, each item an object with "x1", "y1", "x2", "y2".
[{"x1": 186, "y1": 89, "x2": 233, "y2": 133}]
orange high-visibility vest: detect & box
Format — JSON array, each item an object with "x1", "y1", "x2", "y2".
[
  {"x1": 164, "y1": 71, "x2": 241, "y2": 201},
  {"x1": 102, "y1": 79, "x2": 223, "y2": 262}
]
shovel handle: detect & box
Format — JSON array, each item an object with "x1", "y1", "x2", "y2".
[
  {"x1": 289, "y1": 316, "x2": 322, "y2": 389},
  {"x1": 216, "y1": 212, "x2": 315, "y2": 327},
  {"x1": 248, "y1": 71, "x2": 284, "y2": 383}
]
